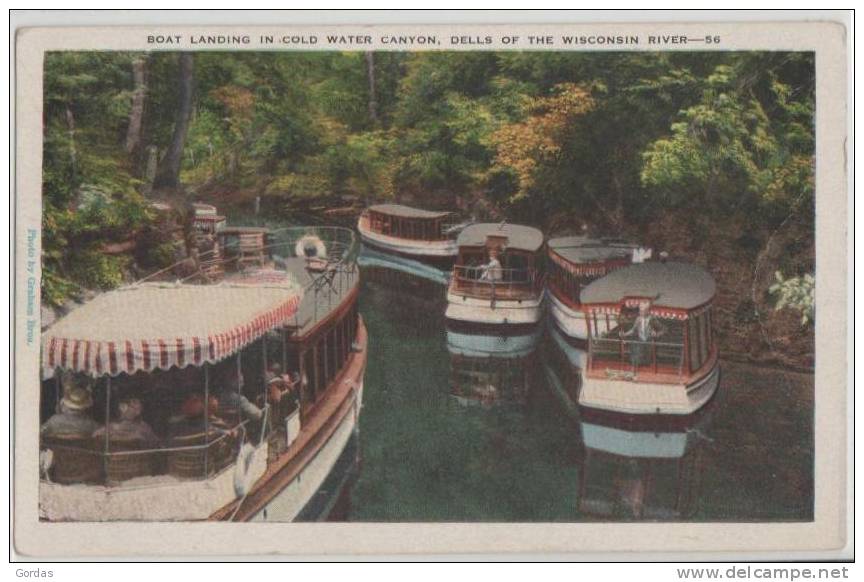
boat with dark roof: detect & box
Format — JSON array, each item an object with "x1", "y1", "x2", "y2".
[
  {"x1": 546, "y1": 236, "x2": 650, "y2": 347},
  {"x1": 357, "y1": 203, "x2": 465, "y2": 270},
  {"x1": 578, "y1": 261, "x2": 719, "y2": 416},
  {"x1": 445, "y1": 222, "x2": 546, "y2": 329}
]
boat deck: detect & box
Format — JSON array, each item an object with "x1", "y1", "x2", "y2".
[{"x1": 274, "y1": 257, "x2": 360, "y2": 338}]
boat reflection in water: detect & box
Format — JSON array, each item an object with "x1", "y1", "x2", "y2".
[
  {"x1": 542, "y1": 320, "x2": 715, "y2": 520},
  {"x1": 576, "y1": 409, "x2": 713, "y2": 520},
  {"x1": 446, "y1": 322, "x2": 543, "y2": 407}
]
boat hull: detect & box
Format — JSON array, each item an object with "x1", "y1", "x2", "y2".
[
  {"x1": 578, "y1": 361, "x2": 720, "y2": 416},
  {"x1": 547, "y1": 289, "x2": 589, "y2": 341},
  {"x1": 445, "y1": 289, "x2": 544, "y2": 326},
  {"x1": 213, "y1": 318, "x2": 368, "y2": 521}
]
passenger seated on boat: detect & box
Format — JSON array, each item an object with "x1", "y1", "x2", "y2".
[
  {"x1": 620, "y1": 303, "x2": 666, "y2": 368},
  {"x1": 40, "y1": 380, "x2": 103, "y2": 484},
  {"x1": 40, "y1": 379, "x2": 100, "y2": 440},
  {"x1": 93, "y1": 397, "x2": 160, "y2": 482},
  {"x1": 92, "y1": 397, "x2": 159, "y2": 446},
  {"x1": 169, "y1": 394, "x2": 235, "y2": 440}
]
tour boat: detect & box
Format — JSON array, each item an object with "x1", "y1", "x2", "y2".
[
  {"x1": 578, "y1": 261, "x2": 719, "y2": 416},
  {"x1": 577, "y1": 413, "x2": 710, "y2": 519},
  {"x1": 547, "y1": 236, "x2": 650, "y2": 346},
  {"x1": 39, "y1": 223, "x2": 366, "y2": 522},
  {"x1": 357, "y1": 203, "x2": 464, "y2": 270},
  {"x1": 445, "y1": 222, "x2": 546, "y2": 329}
]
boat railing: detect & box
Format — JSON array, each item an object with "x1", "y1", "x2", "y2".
[
  {"x1": 40, "y1": 413, "x2": 262, "y2": 490},
  {"x1": 136, "y1": 226, "x2": 360, "y2": 289},
  {"x1": 588, "y1": 337, "x2": 686, "y2": 379},
  {"x1": 451, "y1": 264, "x2": 544, "y2": 300}
]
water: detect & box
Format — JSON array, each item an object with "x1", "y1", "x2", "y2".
[
  {"x1": 224, "y1": 210, "x2": 813, "y2": 522},
  {"x1": 345, "y1": 277, "x2": 814, "y2": 522}
]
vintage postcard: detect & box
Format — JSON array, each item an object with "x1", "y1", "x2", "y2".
[{"x1": 11, "y1": 12, "x2": 851, "y2": 559}]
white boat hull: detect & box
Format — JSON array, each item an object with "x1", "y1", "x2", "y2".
[
  {"x1": 358, "y1": 220, "x2": 457, "y2": 258},
  {"x1": 446, "y1": 327, "x2": 541, "y2": 358},
  {"x1": 547, "y1": 290, "x2": 589, "y2": 340},
  {"x1": 253, "y1": 381, "x2": 363, "y2": 522},
  {"x1": 579, "y1": 363, "x2": 720, "y2": 415},
  {"x1": 445, "y1": 290, "x2": 544, "y2": 326},
  {"x1": 39, "y1": 444, "x2": 270, "y2": 522}
]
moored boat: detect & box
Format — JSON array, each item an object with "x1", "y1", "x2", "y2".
[
  {"x1": 357, "y1": 203, "x2": 464, "y2": 270},
  {"x1": 38, "y1": 221, "x2": 366, "y2": 522},
  {"x1": 445, "y1": 222, "x2": 546, "y2": 329},
  {"x1": 547, "y1": 236, "x2": 650, "y2": 346},
  {"x1": 578, "y1": 261, "x2": 719, "y2": 416}
]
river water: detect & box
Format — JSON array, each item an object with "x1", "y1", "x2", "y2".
[
  {"x1": 228, "y1": 210, "x2": 813, "y2": 522},
  {"x1": 344, "y1": 276, "x2": 814, "y2": 522}
]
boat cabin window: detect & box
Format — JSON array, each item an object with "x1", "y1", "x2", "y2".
[
  {"x1": 368, "y1": 210, "x2": 449, "y2": 241},
  {"x1": 587, "y1": 306, "x2": 689, "y2": 378},
  {"x1": 288, "y1": 300, "x2": 359, "y2": 412}
]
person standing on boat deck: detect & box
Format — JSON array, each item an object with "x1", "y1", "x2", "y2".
[
  {"x1": 40, "y1": 378, "x2": 100, "y2": 439},
  {"x1": 219, "y1": 371, "x2": 264, "y2": 424},
  {"x1": 480, "y1": 249, "x2": 503, "y2": 282},
  {"x1": 621, "y1": 302, "x2": 666, "y2": 369},
  {"x1": 92, "y1": 397, "x2": 159, "y2": 446}
]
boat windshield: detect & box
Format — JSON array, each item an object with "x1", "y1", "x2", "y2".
[{"x1": 586, "y1": 304, "x2": 714, "y2": 379}]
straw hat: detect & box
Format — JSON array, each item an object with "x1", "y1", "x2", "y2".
[{"x1": 62, "y1": 386, "x2": 94, "y2": 411}]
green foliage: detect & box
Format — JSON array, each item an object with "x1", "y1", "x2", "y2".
[
  {"x1": 769, "y1": 271, "x2": 815, "y2": 325},
  {"x1": 41, "y1": 50, "x2": 815, "y2": 318}
]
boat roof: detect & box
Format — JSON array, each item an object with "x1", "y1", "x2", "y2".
[
  {"x1": 456, "y1": 223, "x2": 544, "y2": 252},
  {"x1": 580, "y1": 262, "x2": 716, "y2": 310},
  {"x1": 548, "y1": 236, "x2": 637, "y2": 264},
  {"x1": 368, "y1": 204, "x2": 453, "y2": 220},
  {"x1": 43, "y1": 278, "x2": 303, "y2": 376}
]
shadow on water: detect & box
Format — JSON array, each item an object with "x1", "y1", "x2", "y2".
[{"x1": 344, "y1": 266, "x2": 814, "y2": 522}]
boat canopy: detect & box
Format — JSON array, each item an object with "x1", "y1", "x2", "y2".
[
  {"x1": 548, "y1": 236, "x2": 636, "y2": 264},
  {"x1": 368, "y1": 204, "x2": 453, "y2": 220},
  {"x1": 42, "y1": 278, "x2": 303, "y2": 377},
  {"x1": 456, "y1": 223, "x2": 544, "y2": 253},
  {"x1": 580, "y1": 262, "x2": 716, "y2": 312}
]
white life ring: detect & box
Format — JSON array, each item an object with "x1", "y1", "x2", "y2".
[
  {"x1": 295, "y1": 235, "x2": 327, "y2": 260},
  {"x1": 233, "y1": 442, "x2": 257, "y2": 498}
]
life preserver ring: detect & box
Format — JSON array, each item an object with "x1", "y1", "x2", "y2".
[
  {"x1": 233, "y1": 442, "x2": 257, "y2": 498},
  {"x1": 295, "y1": 235, "x2": 327, "y2": 260}
]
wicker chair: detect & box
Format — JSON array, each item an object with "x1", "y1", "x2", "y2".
[
  {"x1": 237, "y1": 233, "x2": 266, "y2": 267},
  {"x1": 104, "y1": 438, "x2": 158, "y2": 483},
  {"x1": 42, "y1": 435, "x2": 103, "y2": 485},
  {"x1": 167, "y1": 430, "x2": 236, "y2": 480}
]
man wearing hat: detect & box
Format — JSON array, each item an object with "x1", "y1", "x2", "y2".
[{"x1": 40, "y1": 377, "x2": 100, "y2": 439}]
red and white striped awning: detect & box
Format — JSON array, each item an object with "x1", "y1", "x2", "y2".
[{"x1": 43, "y1": 280, "x2": 303, "y2": 377}]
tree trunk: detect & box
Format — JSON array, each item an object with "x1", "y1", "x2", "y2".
[
  {"x1": 154, "y1": 53, "x2": 194, "y2": 189},
  {"x1": 365, "y1": 51, "x2": 378, "y2": 125},
  {"x1": 125, "y1": 56, "x2": 148, "y2": 156}
]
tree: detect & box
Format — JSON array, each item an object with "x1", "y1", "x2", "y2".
[{"x1": 154, "y1": 52, "x2": 195, "y2": 189}]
